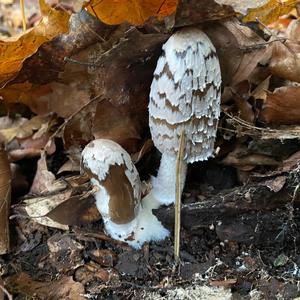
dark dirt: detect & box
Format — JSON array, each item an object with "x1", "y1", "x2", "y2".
[{"x1": 2, "y1": 161, "x2": 300, "y2": 299}]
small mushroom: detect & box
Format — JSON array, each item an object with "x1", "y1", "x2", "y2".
[
  {"x1": 82, "y1": 139, "x2": 169, "y2": 248},
  {"x1": 149, "y1": 27, "x2": 221, "y2": 205}
]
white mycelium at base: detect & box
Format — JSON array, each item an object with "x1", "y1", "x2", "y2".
[
  {"x1": 101, "y1": 192, "x2": 169, "y2": 249},
  {"x1": 149, "y1": 28, "x2": 221, "y2": 206},
  {"x1": 151, "y1": 152, "x2": 187, "y2": 205}
]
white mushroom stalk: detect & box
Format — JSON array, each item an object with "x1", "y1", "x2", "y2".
[
  {"x1": 82, "y1": 139, "x2": 169, "y2": 249},
  {"x1": 149, "y1": 27, "x2": 221, "y2": 206}
]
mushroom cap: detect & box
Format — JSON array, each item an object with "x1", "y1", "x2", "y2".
[
  {"x1": 82, "y1": 139, "x2": 141, "y2": 224},
  {"x1": 149, "y1": 27, "x2": 221, "y2": 163}
]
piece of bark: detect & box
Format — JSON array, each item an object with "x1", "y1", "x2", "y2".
[
  {"x1": 260, "y1": 86, "x2": 300, "y2": 125},
  {"x1": 0, "y1": 148, "x2": 11, "y2": 255},
  {"x1": 154, "y1": 164, "x2": 300, "y2": 246}
]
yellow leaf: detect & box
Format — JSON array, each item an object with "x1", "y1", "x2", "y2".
[
  {"x1": 0, "y1": 0, "x2": 70, "y2": 87},
  {"x1": 243, "y1": 0, "x2": 298, "y2": 24},
  {"x1": 85, "y1": 0, "x2": 177, "y2": 25}
]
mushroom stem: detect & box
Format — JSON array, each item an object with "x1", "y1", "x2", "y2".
[{"x1": 151, "y1": 152, "x2": 187, "y2": 206}]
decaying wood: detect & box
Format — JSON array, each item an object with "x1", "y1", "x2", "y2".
[{"x1": 154, "y1": 165, "x2": 300, "y2": 245}]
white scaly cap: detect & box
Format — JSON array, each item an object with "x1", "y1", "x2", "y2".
[
  {"x1": 149, "y1": 28, "x2": 221, "y2": 205},
  {"x1": 82, "y1": 139, "x2": 169, "y2": 248}
]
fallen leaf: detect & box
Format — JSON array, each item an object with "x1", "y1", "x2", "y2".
[
  {"x1": 222, "y1": 144, "x2": 280, "y2": 169},
  {"x1": 29, "y1": 153, "x2": 60, "y2": 195},
  {"x1": 92, "y1": 100, "x2": 141, "y2": 153},
  {"x1": 88, "y1": 28, "x2": 168, "y2": 152},
  {"x1": 251, "y1": 75, "x2": 271, "y2": 101},
  {"x1": 90, "y1": 249, "x2": 117, "y2": 267},
  {"x1": 231, "y1": 81, "x2": 255, "y2": 123},
  {"x1": 46, "y1": 191, "x2": 100, "y2": 225},
  {"x1": 0, "y1": 148, "x2": 11, "y2": 255},
  {"x1": 47, "y1": 234, "x2": 84, "y2": 273},
  {"x1": 215, "y1": 0, "x2": 269, "y2": 15},
  {"x1": 243, "y1": 0, "x2": 297, "y2": 24},
  {"x1": 204, "y1": 19, "x2": 267, "y2": 86},
  {"x1": 0, "y1": 115, "x2": 51, "y2": 144},
  {"x1": 24, "y1": 189, "x2": 71, "y2": 230},
  {"x1": 269, "y1": 41, "x2": 300, "y2": 83},
  {"x1": 8, "y1": 133, "x2": 56, "y2": 162},
  {"x1": 210, "y1": 278, "x2": 237, "y2": 287},
  {"x1": 260, "y1": 86, "x2": 300, "y2": 125},
  {"x1": 0, "y1": 0, "x2": 70, "y2": 87},
  {"x1": 5, "y1": 273, "x2": 86, "y2": 300},
  {"x1": 85, "y1": 0, "x2": 177, "y2": 25},
  {"x1": 174, "y1": 0, "x2": 235, "y2": 27},
  {"x1": 0, "y1": 82, "x2": 52, "y2": 114},
  {"x1": 265, "y1": 176, "x2": 287, "y2": 192}
]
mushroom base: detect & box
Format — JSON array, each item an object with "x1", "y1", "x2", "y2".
[
  {"x1": 104, "y1": 195, "x2": 169, "y2": 249},
  {"x1": 151, "y1": 152, "x2": 187, "y2": 206}
]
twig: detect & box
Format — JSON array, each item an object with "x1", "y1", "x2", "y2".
[
  {"x1": 174, "y1": 129, "x2": 185, "y2": 264},
  {"x1": 20, "y1": 0, "x2": 26, "y2": 31},
  {"x1": 0, "y1": 283, "x2": 13, "y2": 300}
]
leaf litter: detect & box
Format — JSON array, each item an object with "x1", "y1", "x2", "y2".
[{"x1": 1, "y1": 0, "x2": 300, "y2": 299}]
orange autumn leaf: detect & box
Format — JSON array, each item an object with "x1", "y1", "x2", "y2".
[
  {"x1": 243, "y1": 0, "x2": 298, "y2": 24},
  {"x1": 0, "y1": 0, "x2": 70, "y2": 88},
  {"x1": 85, "y1": 0, "x2": 177, "y2": 25}
]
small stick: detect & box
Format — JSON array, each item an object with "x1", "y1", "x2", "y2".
[
  {"x1": 174, "y1": 129, "x2": 186, "y2": 264},
  {"x1": 20, "y1": 0, "x2": 26, "y2": 31}
]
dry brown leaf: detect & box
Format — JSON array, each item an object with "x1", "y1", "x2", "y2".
[
  {"x1": 210, "y1": 278, "x2": 237, "y2": 287},
  {"x1": 24, "y1": 189, "x2": 71, "y2": 230},
  {"x1": 215, "y1": 0, "x2": 269, "y2": 14},
  {"x1": 85, "y1": 0, "x2": 177, "y2": 25},
  {"x1": 5, "y1": 273, "x2": 86, "y2": 300},
  {"x1": 0, "y1": 82, "x2": 52, "y2": 114},
  {"x1": 46, "y1": 192, "x2": 100, "y2": 225},
  {"x1": 231, "y1": 81, "x2": 255, "y2": 124},
  {"x1": 260, "y1": 86, "x2": 300, "y2": 125},
  {"x1": 243, "y1": 0, "x2": 297, "y2": 24},
  {"x1": 88, "y1": 28, "x2": 168, "y2": 153},
  {"x1": 0, "y1": 148, "x2": 11, "y2": 255},
  {"x1": 92, "y1": 100, "x2": 141, "y2": 153},
  {"x1": 24, "y1": 174, "x2": 99, "y2": 228},
  {"x1": 265, "y1": 175, "x2": 287, "y2": 192},
  {"x1": 222, "y1": 145, "x2": 280, "y2": 170},
  {"x1": 205, "y1": 19, "x2": 267, "y2": 86},
  {"x1": 174, "y1": 0, "x2": 235, "y2": 27},
  {"x1": 0, "y1": 115, "x2": 50, "y2": 144},
  {"x1": 0, "y1": 0, "x2": 70, "y2": 87},
  {"x1": 269, "y1": 41, "x2": 300, "y2": 83},
  {"x1": 251, "y1": 75, "x2": 271, "y2": 101},
  {"x1": 47, "y1": 234, "x2": 84, "y2": 273},
  {"x1": 8, "y1": 133, "x2": 56, "y2": 161},
  {"x1": 30, "y1": 153, "x2": 60, "y2": 195}
]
